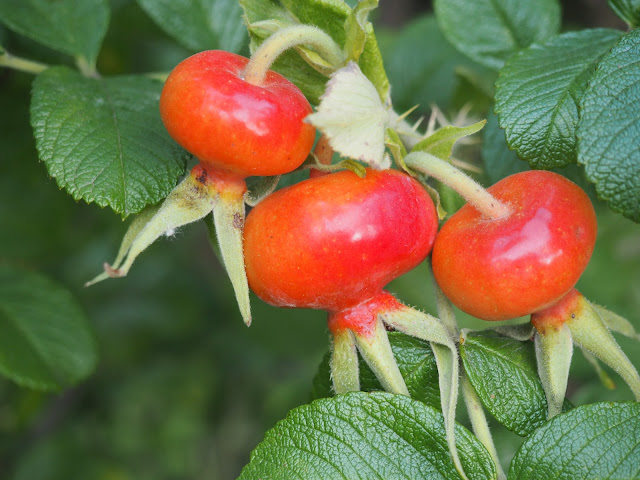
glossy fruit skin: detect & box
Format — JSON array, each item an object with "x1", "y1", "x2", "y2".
[
  {"x1": 160, "y1": 50, "x2": 315, "y2": 178},
  {"x1": 432, "y1": 170, "x2": 597, "y2": 321},
  {"x1": 244, "y1": 169, "x2": 438, "y2": 312}
]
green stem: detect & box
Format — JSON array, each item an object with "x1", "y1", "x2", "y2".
[
  {"x1": 461, "y1": 374, "x2": 506, "y2": 480},
  {"x1": 404, "y1": 151, "x2": 511, "y2": 219},
  {"x1": 0, "y1": 50, "x2": 49, "y2": 75},
  {"x1": 243, "y1": 25, "x2": 344, "y2": 85},
  {"x1": 428, "y1": 260, "x2": 458, "y2": 337}
]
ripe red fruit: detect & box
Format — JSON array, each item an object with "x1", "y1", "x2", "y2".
[
  {"x1": 432, "y1": 170, "x2": 597, "y2": 321},
  {"x1": 243, "y1": 168, "x2": 438, "y2": 319},
  {"x1": 160, "y1": 50, "x2": 315, "y2": 178}
]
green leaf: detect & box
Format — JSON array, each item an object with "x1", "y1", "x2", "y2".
[
  {"x1": 380, "y1": 15, "x2": 475, "y2": 113},
  {"x1": 411, "y1": 120, "x2": 486, "y2": 160},
  {"x1": 495, "y1": 29, "x2": 623, "y2": 170},
  {"x1": 434, "y1": 0, "x2": 561, "y2": 70},
  {"x1": 241, "y1": 0, "x2": 389, "y2": 104},
  {"x1": 509, "y1": 402, "x2": 640, "y2": 479},
  {"x1": 481, "y1": 110, "x2": 529, "y2": 184},
  {"x1": 608, "y1": 0, "x2": 640, "y2": 27},
  {"x1": 343, "y1": 0, "x2": 377, "y2": 62},
  {"x1": 577, "y1": 29, "x2": 640, "y2": 222},
  {"x1": 0, "y1": 264, "x2": 97, "y2": 391},
  {"x1": 460, "y1": 330, "x2": 569, "y2": 436},
  {"x1": 239, "y1": 392, "x2": 496, "y2": 480},
  {"x1": 30, "y1": 67, "x2": 188, "y2": 218},
  {"x1": 137, "y1": 0, "x2": 246, "y2": 53},
  {"x1": 0, "y1": 0, "x2": 109, "y2": 66},
  {"x1": 311, "y1": 332, "x2": 441, "y2": 409}
]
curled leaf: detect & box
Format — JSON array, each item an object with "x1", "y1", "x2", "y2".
[{"x1": 306, "y1": 62, "x2": 390, "y2": 169}]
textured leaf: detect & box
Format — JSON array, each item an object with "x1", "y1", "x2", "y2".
[
  {"x1": 495, "y1": 29, "x2": 623, "y2": 169},
  {"x1": 137, "y1": 0, "x2": 246, "y2": 53},
  {"x1": 0, "y1": 0, "x2": 109, "y2": 66},
  {"x1": 509, "y1": 402, "x2": 640, "y2": 480},
  {"x1": 306, "y1": 62, "x2": 390, "y2": 169},
  {"x1": 460, "y1": 330, "x2": 570, "y2": 436},
  {"x1": 482, "y1": 110, "x2": 528, "y2": 184},
  {"x1": 609, "y1": 0, "x2": 640, "y2": 27},
  {"x1": 434, "y1": 0, "x2": 561, "y2": 70},
  {"x1": 30, "y1": 67, "x2": 188, "y2": 218},
  {"x1": 0, "y1": 264, "x2": 97, "y2": 391},
  {"x1": 577, "y1": 29, "x2": 640, "y2": 222},
  {"x1": 241, "y1": 0, "x2": 389, "y2": 104},
  {"x1": 239, "y1": 392, "x2": 496, "y2": 480},
  {"x1": 381, "y1": 15, "x2": 475, "y2": 113},
  {"x1": 312, "y1": 332, "x2": 441, "y2": 409}
]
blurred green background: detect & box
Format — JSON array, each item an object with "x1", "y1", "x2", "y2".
[{"x1": 1, "y1": 1, "x2": 638, "y2": 479}]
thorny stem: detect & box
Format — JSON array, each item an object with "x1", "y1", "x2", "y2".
[
  {"x1": 403, "y1": 151, "x2": 511, "y2": 219},
  {"x1": 0, "y1": 49, "x2": 49, "y2": 75},
  {"x1": 243, "y1": 25, "x2": 344, "y2": 85}
]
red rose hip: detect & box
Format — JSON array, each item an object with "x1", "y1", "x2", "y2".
[
  {"x1": 160, "y1": 50, "x2": 315, "y2": 178},
  {"x1": 432, "y1": 170, "x2": 597, "y2": 321},
  {"x1": 243, "y1": 168, "x2": 438, "y2": 314}
]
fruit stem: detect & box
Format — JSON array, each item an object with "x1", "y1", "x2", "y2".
[
  {"x1": 428, "y1": 260, "x2": 458, "y2": 337},
  {"x1": 0, "y1": 49, "x2": 49, "y2": 75},
  {"x1": 309, "y1": 135, "x2": 334, "y2": 179},
  {"x1": 403, "y1": 151, "x2": 511, "y2": 219},
  {"x1": 243, "y1": 25, "x2": 344, "y2": 85},
  {"x1": 461, "y1": 374, "x2": 506, "y2": 480}
]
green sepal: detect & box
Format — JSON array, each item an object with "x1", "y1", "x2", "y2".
[
  {"x1": 86, "y1": 173, "x2": 216, "y2": 284},
  {"x1": 534, "y1": 324, "x2": 573, "y2": 419},
  {"x1": 578, "y1": 346, "x2": 617, "y2": 390},
  {"x1": 568, "y1": 299, "x2": 640, "y2": 401},
  {"x1": 86, "y1": 170, "x2": 252, "y2": 326},
  {"x1": 245, "y1": 176, "x2": 280, "y2": 207},
  {"x1": 211, "y1": 194, "x2": 251, "y2": 327},
  {"x1": 85, "y1": 204, "x2": 161, "y2": 287},
  {"x1": 461, "y1": 374, "x2": 507, "y2": 480},
  {"x1": 330, "y1": 329, "x2": 360, "y2": 394},
  {"x1": 591, "y1": 303, "x2": 640, "y2": 341},
  {"x1": 382, "y1": 306, "x2": 468, "y2": 480},
  {"x1": 410, "y1": 120, "x2": 486, "y2": 160},
  {"x1": 491, "y1": 323, "x2": 535, "y2": 341},
  {"x1": 352, "y1": 316, "x2": 409, "y2": 395}
]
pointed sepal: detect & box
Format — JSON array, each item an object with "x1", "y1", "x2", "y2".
[
  {"x1": 566, "y1": 295, "x2": 640, "y2": 400},
  {"x1": 533, "y1": 323, "x2": 573, "y2": 419},
  {"x1": 330, "y1": 328, "x2": 360, "y2": 394},
  {"x1": 86, "y1": 167, "x2": 218, "y2": 285},
  {"x1": 383, "y1": 305, "x2": 467, "y2": 480},
  {"x1": 461, "y1": 373, "x2": 507, "y2": 480}
]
